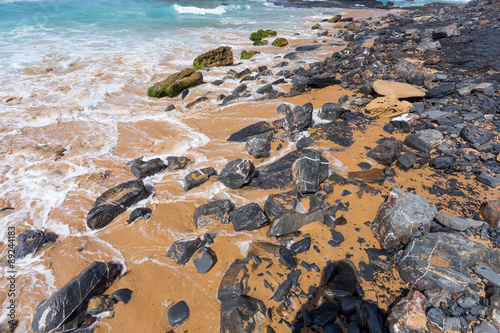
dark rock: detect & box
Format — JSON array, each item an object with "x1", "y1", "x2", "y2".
[
  {"x1": 165, "y1": 104, "x2": 175, "y2": 111},
  {"x1": 476, "y1": 172, "x2": 500, "y2": 188},
  {"x1": 371, "y1": 187, "x2": 437, "y2": 250},
  {"x1": 480, "y1": 199, "x2": 500, "y2": 228},
  {"x1": 267, "y1": 211, "x2": 324, "y2": 237},
  {"x1": 246, "y1": 132, "x2": 272, "y2": 158},
  {"x1": 263, "y1": 191, "x2": 297, "y2": 219},
  {"x1": 130, "y1": 157, "x2": 166, "y2": 179},
  {"x1": 193, "y1": 247, "x2": 217, "y2": 274},
  {"x1": 166, "y1": 156, "x2": 190, "y2": 170},
  {"x1": 127, "y1": 207, "x2": 152, "y2": 224},
  {"x1": 396, "y1": 151, "x2": 417, "y2": 170},
  {"x1": 227, "y1": 121, "x2": 273, "y2": 142},
  {"x1": 193, "y1": 46, "x2": 233, "y2": 70},
  {"x1": 109, "y1": 289, "x2": 133, "y2": 304},
  {"x1": 257, "y1": 84, "x2": 273, "y2": 95},
  {"x1": 427, "y1": 307, "x2": 446, "y2": 331},
  {"x1": 318, "y1": 103, "x2": 343, "y2": 121},
  {"x1": 357, "y1": 162, "x2": 371, "y2": 170},
  {"x1": 181, "y1": 89, "x2": 189, "y2": 100},
  {"x1": 292, "y1": 151, "x2": 329, "y2": 193},
  {"x1": 273, "y1": 279, "x2": 292, "y2": 302},
  {"x1": 296, "y1": 136, "x2": 314, "y2": 149},
  {"x1": 398, "y1": 232, "x2": 489, "y2": 293},
  {"x1": 212, "y1": 79, "x2": 224, "y2": 86},
  {"x1": 280, "y1": 104, "x2": 313, "y2": 132},
  {"x1": 279, "y1": 248, "x2": 296, "y2": 268},
  {"x1": 460, "y1": 125, "x2": 494, "y2": 145},
  {"x1": 14, "y1": 230, "x2": 57, "y2": 260},
  {"x1": 276, "y1": 103, "x2": 292, "y2": 114},
  {"x1": 87, "y1": 180, "x2": 149, "y2": 229},
  {"x1": 220, "y1": 296, "x2": 266, "y2": 333},
  {"x1": 403, "y1": 129, "x2": 443, "y2": 154},
  {"x1": 475, "y1": 265, "x2": 500, "y2": 287},
  {"x1": 472, "y1": 322, "x2": 497, "y2": 333},
  {"x1": 184, "y1": 167, "x2": 217, "y2": 191},
  {"x1": 291, "y1": 76, "x2": 310, "y2": 91},
  {"x1": 218, "y1": 159, "x2": 255, "y2": 189},
  {"x1": 429, "y1": 156, "x2": 454, "y2": 169},
  {"x1": 308, "y1": 77, "x2": 341, "y2": 89},
  {"x1": 296, "y1": 45, "x2": 321, "y2": 52},
  {"x1": 290, "y1": 237, "x2": 311, "y2": 255},
  {"x1": 347, "y1": 169, "x2": 385, "y2": 183},
  {"x1": 221, "y1": 94, "x2": 237, "y2": 106},
  {"x1": 31, "y1": 262, "x2": 121, "y2": 333},
  {"x1": 329, "y1": 229, "x2": 344, "y2": 247},
  {"x1": 167, "y1": 301, "x2": 190, "y2": 327},
  {"x1": 366, "y1": 248, "x2": 394, "y2": 271},
  {"x1": 366, "y1": 139, "x2": 402, "y2": 166},
  {"x1": 311, "y1": 301, "x2": 340, "y2": 327},
  {"x1": 425, "y1": 84, "x2": 455, "y2": 99},
  {"x1": 166, "y1": 237, "x2": 203, "y2": 266},
  {"x1": 194, "y1": 199, "x2": 232, "y2": 228},
  {"x1": 229, "y1": 203, "x2": 269, "y2": 231},
  {"x1": 218, "y1": 257, "x2": 260, "y2": 301}
]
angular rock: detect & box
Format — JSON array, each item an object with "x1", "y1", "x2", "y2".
[
  {"x1": 264, "y1": 191, "x2": 297, "y2": 219},
  {"x1": 148, "y1": 69, "x2": 203, "y2": 98},
  {"x1": 267, "y1": 211, "x2": 324, "y2": 237},
  {"x1": 372, "y1": 80, "x2": 425, "y2": 99},
  {"x1": 272, "y1": 279, "x2": 292, "y2": 302},
  {"x1": 193, "y1": 46, "x2": 233, "y2": 70},
  {"x1": 435, "y1": 213, "x2": 485, "y2": 231},
  {"x1": 184, "y1": 167, "x2": 217, "y2": 191},
  {"x1": 318, "y1": 103, "x2": 343, "y2": 121},
  {"x1": 14, "y1": 230, "x2": 57, "y2": 260},
  {"x1": 109, "y1": 289, "x2": 133, "y2": 304},
  {"x1": 256, "y1": 84, "x2": 273, "y2": 95},
  {"x1": 390, "y1": 113, "x2": 419, "y2": 133},
  {"x1": 230, "y1": 203, "x2": 269, "y2": 231},
  {"x1": 296, "y1": 136, "x2": 314, "y2": 149},
  {"x1": 429, "y1": 156, "x2": 454, "y2": 169},
  {"x1": 194, "y1": 199, "x2": 232, "y2": 228},
  {"x1": 168, "y1": 301, "x2": 190, "y2": 327},
  {"x1": 396, "y1": 152, "x2": 417, "y2": 170},
  {"x1": 371, "y1": 188, "x2": 437, "y2": 250},
  {"x1": 461, "y1": 125, "x2": 494, "y2": 145},
  {"x1": 348, "y1": 169, "x2": 385, "y2": 183},
  {"x1": 425, "y1": 84, "x2": 455, "y2": 99},
  {"x1": 280, "y1": 104, "x2": 313, "y2": 132},
  {"x1": 220, "y1": 296, "x2": 266, "y2": 333},
  {"x1": 218, "y1": 159, "x2": 255, "y2": 189},
  {"x1": 364, "y1": 96, "x2": 413, "y2": 118},
  {"x1": 246, "y1": 133, "x2": 272, "y2": 159},
  {"x1": 387, "y1": 291, "x2": 428, "y2": 333},
  {"x1": 218, "y1": 257, "x2": 260, "y2": 301},
  {"x1": 291, "y1": 76, "x2": 310, "y2": 91},
  {"x1": 403, "y1": 129, "x2": 443, "y2": 154},
  {"x1": 475, "y1": 265, "x2": 500, "y2": 287},
  {"x1": 193, "y1": 247, "x2": 217, "y2": 274},
  {"x1": 227, "y1": 121, "x2": 273, "y2": 142},
  {"x1": 366, "y1": 139, "x2": 402, "y2": 166},
  {"x1": 166, "y1": 237, "x2": 203, "y2": 266},
  {"x1": 127, "y1": 207, "x2": 152, "y2": 224},
  {"x1": 31, "y1": 262, "x2": 121, "y2": 333},
  {"x1": 476, "y1": 172, "x2": 500, "y2": 188},
  {"x1": 427, "y1": 307, "x2": 446, "y2": 331},
  {"x1": 130, "y1": 157, "x2": 166, "y2": 179},
  {"x1": 398, "y1": 232, "x2": 489, "y2": 293},
  {"x1": 292, "y1": 151, "x2": 329, "y2": 193},
  {"x1": 87, "y1": 180, "x2": 149, "y2": 230},
  {"x1": 166, "y1": 156, "x2": 190, "y2": 170},
  {"x1": 480, "y1": 199, "x2": 500, "y2": 228}
]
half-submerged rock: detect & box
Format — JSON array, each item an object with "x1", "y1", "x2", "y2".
[
  {"x1": 147, "y1": 69, "x2": 203, "y2": 98},
  {"x1": 184, "y1": 167, "x2": 217, "y2": 191},
  {"x1": 193, "y1": 46, "x2": 233, "y2": 70},
  {"x1": 14, "y1": 229, "x2": 57, "y2": 260},
  {"x1": 87, "y1": 180, "x2": 150, "y2": 230},
  {"x1": 246, "y1": 132, "x2": 273, "y2": 159},
  {"x1": 31, "y1": 261, "x2": 121, "y2": 333},
  {"x1": 129, "y1": 157, "x2": 166, "y2": 179},
  {"x1": 371, "y1": 188, "x2": 436, "y2": 250}
]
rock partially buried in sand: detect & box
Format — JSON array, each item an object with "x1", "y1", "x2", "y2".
[
  {"x1": 217, "y1": 257, "x2": 261, "y2": 301},
  {"x1": 193, "y1": 247, "x2": 217, "y2": 274},
  {"x1": 364, "y1": 96, "x2": 413, "y2": 118},
  {"x1": 166, "y1": 236, "x2": 204, "y2": 266},
  {"x1": 366, "y1": 139, "x2": 402, "y2": 166},
  {"x1": 31, "y1": 262, "x2": 121, "y2": 333},
  {"x1": 14, "y1": 229, "x2": 57, "y2": 260},
  {"x1": 87, "y1": 180, "x2": 150, "y2": 230},
  {"x1": 184, "y1": 167, "x2": 217, "y2": 191},
  {"x1": 147, "y1": 68, "x2": 203, "y2": 98},
  {"x1": 267, "y1": 210, "x2": 324, "y2": 237},
  {"x1": 387, "y1": 291, "x2": 428, "y2": 333},
  {"x1": 218, "y1": 159, "x2": 255, "y2": 189},
  {"x1": 193, "y1": 46, "x2": 233, "y2": 70},
  {"x1": 168, "y1": 300, "x2": 190, "y2": 327},
  {"x1": 372, "y1": 80, "x2": 426, "y2": 99},
  {"x1": 220, "y1": 296, "x2": 266, "y2": 333},
  {"x1": 371, "y1": 188, "x2": 436, "y2": 250},
  {"x1": 227, "y1": 121, "x2": 274, "y2": 142},
  {"x1": 272, "y1": 37, "x2": 289, "y2": 47},
  {"x1": 194, "y1": 199, "x2": 232, "y2": 228},
  {"x1": 129, "y1": 157, "x2": 166, "y2": 179}
]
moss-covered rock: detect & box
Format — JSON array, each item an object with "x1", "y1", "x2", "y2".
[
  {"x1": 147, "y1": 69, "x2": 203, "y2": 98},
  {"x1": 347, "y1": 25, "x2": 360, "y2": 31},
  {"x1": 311, "y1": 24, "x2": 321, "y2": 30},
  {"x1": 192, "y1": 46, "x2": 233, "y2": 70},
  {"x1": 271, "y1": 38, "x2": 288, "y2": 47},
  {"x1": 241, "y1": 50, "x2": 260, "y2": 60},
  {"x1": 327, "y1": 14, "x2": 342, "y2": 23},
  {"x1": 249, "y1": 29, "x2": 277, "y2": 41},
  {"x1": 253, "y1": 40, "x2": 269, "y2": 46}
]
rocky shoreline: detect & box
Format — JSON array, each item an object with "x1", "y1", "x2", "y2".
[{"x1": 5, "y1": 0, "x2": 500, "y2": 332}]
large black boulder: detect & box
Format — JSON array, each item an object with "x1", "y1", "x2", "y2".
[
  {"x1": 292, "y1": 151, "x2": 329, "y2": 193},
  {"x1": 14, "y1": 230, "x2": 57, "y2": 260},
  {"x1": 218, "y1": 159, "x2": 255, "y2": 189},
  {"x1": 31, "y1": 262, "x2": 121, "y2": 333},
  {"x1": 87, "y1": 180, "x2": 150, "y2": 229}
]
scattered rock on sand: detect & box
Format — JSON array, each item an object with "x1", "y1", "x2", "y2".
[
  {"x1": 193, "y1": 46, "x2": 233, "y2": 70},
  {"x1": 166, "y1": 236, "x2": 204, "y2": 266},
  {"x1": 194, "y1": 199, "x2": 232, "y2": 228},
  {"x1": 229, "y1": 203, "x2": 269, "y2": 231},
  {"x1": 184, "y1": 167, "x2": 217, "y2": 191},
  {"x1": 366, "y1": 139, "x2": 402, "y2": 166},
  {"x1": 292, "y1": 151, "x2": 329, "y2": 194},
  {"x1": 147, "y1": 69, "x2": 203, "y2": 98},
  {"x1": 14, "y1": 230, "x2": 57, "y2": 260},
  {"x1": 267, "y1": 210, "x2": 324, "y2": 237},
  {"x1": 168, "y1": 300, "x2": 190, "y2": 327},
  {"x1": 364, "y1": 96, "x2": 413, "y2": 117},
  {"x1": 246, "y1": 132, "x2": 273, "y2": 159},
  {"x1": 218, "y1": 159, "x2": 255, "y2": 189}
]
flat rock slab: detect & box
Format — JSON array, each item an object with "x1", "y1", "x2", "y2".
[
  {"x1": 310, "y1": 119, "x2": 368, "y2": 147},
  {"x1": 348, "y1": 169, "x2": 385, "y2": 183},
  {"x1": 398, "y1": 232, "x2": 490, "y2": 293},
  {"x1": 460, "y1": 125, "x2": 494, "y2": 145},
  {"x1": 227, "y1": 121, "x2": 274, "y2": 142},
  {"x1": 267, "y1": 210, "x2": 324, "y2": 237},
  {"x1": 435, "y1": 213, "x2": 485, "y2": 231},
  {"x1": 372, "y1": 80, "x2": 426, "y2": 99},
  {"x1": 475, "y1": 265, "x2": 500, "y2": 287}
]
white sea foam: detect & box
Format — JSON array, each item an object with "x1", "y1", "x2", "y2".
[{"x1": 173, "y1": 4, "x2": 228, "y2": 15}]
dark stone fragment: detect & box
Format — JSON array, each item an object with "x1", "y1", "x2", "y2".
[
  {"x1": 383, "y1": 124, "x2": 395, "y2": 134},
  {"x1": 109, "y1": 289, "x2": 133, "y2": 304},
  {"x1": 192, "y1": 247, "x2": 217, "y2": 274},
  {"x1": 302, "y1": 310, "x2": 313, "y2": 327},
  {"x1": 348, "y1": 169, "x2": 385, "y2": 184},
  {"x1": 276, "y1": 103, "x2": 291, "y2": 114},
  {"x1": 291, "y1": 76, "x2": 310, "y2": 91},
  {"x1": 396, "y1": 151, "x2": 417, "y2": 170},
  {"x1": 426, "y1": 84, "x2": 455, "y2": 99},
  {"x1": 363, "y1": 265, "x2": 374, "y2": 281},
  {"x1": 312, "y1": 301, "x2": 340, "y2": 327},
  {"x1": 296, "y1": 136, "x2": 314, "y2": 149},
  {"x1": 194, "y1": 199, "x2": 232, "y2": 228},
  {"x1": 165, "y1": 104, "x2": 175, "y2": 112},
  {"x1": 166, "y1": 156, "x2": 190, "y2": 170},
  {"x1": 212, "y1": 79, "x2": 224, "y2": 86},
  {"x1": 357, "y1": 162, "x2": 371, "y2": 170},
  {"x1": 221, "y1": 94, "x2": 237, "y2": 106},
  {"x1": 130, "y1": 157, "x2": 166, "y2": 179},
  {"x1": 308, "y1": 77, "x2": 342, "y2": 89},
  {"x1": 31, "y1": 262, "x2": 121, "y2": 333},
  {"x1": 460, "y1": 125, "x2": 494, "y2": 145},
  {"x1": 14, "y1": 230, "x2": 57, "y2": 260},
  {"x1": 366, "y1": 139, "x2": 402, "y2": 166},
  {"x1": 281, "y1": 104, "x2": 313, "y2": 132},
  {"x1": 246, "y1": 132, "x2": 273, "y2": 158},
  {"x1": 263, "y1": 191, "x2": 297, "y2": 219},
  {"x1": 168, "y1": 301, "x2": 190, "y2": 327},
  {"x1": 272, "y1": 78, "x2": 285, "y2": 85},
  {"x1": 318, "y1": 103, "x2": 343, "y2": 121},
  {"x1": 476, "y1": 172, "x2": 500, "y2": 188},
  {"x1": 230, "y1": 203, "x2": 269, "y2": 231},
  {"x1": 166, "y1": 237, "x2": 203, "y2": 266},
  {"x1": 284, "y1": 52, "x2": 300, "y2": 60},
  {"x1": 227, "y1": 121, "x2": 273, "y2": 142},
  {"x1": 218, "y1": 257, "x2": 261, "y2": 301},
  {"x1": 427, "y1": 307, "x2": 446, "y2": 331},
  {"x1": 292, "y1": 151, "x2": 329, "y2": 194},
  {"x1": 357, "y1": 302, "x2": 383, "y2": 333},
  {"x1": 429, "y1": 156, "x2": 454, "y2": 169},
  {"x1": 273, "y1": 279, "x2": 292, "y2": 302},
  {"x1": 340, "y1": 296, "x2": 360, "y2": 315},
  {"x1": 181, "y1": 89, "x2": 189, "y2": 100},
  {"x1": 287, "y1": 269, "x2": 301, "y2": 286},
  {"x1": 279, "y1": 248, "x2": 296, "y2": 268},
  {"x1": 335, "y1": 216, "x2": 347, "y2": 226},
  {"x1": 257, "y1": 84, "x2": 273, "y2": 95},
  {"x1": 366, "y1": 248, "x2": 393, "y2": 271},
  {"x1": 184, "y1": 167, "x2": 216, "y2": 191},
  {"x1": 218, "y1": 159, "x2": 255, "y2": 189},
  {"x1": 296, "y1": 45, "x2": 321, "y2": 52},
  {"x1": 87, "y1": 180, "x2": 150, "y2": 229},
  {"x1": 327, "y1": 259, "x2": 358, "y2": 294},
  {"x1": 290, "y1": 237, "x2": 311, "y2": 255},
  {"x1": 325, "y1": 323, "x2": 342, "y2": 333},
  {"x1": 127, "y1": 207, "x2": 151, "y2": 224},
  {"x1": 329, "y1": 229, "x2": 344, "y2": 247}
]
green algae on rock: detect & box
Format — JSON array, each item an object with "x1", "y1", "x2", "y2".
[
  {"x1": 311, "y1": 23, "x2": 321, "y2": 30},
  {"x1": 271, "y1": 38, "x2": 288, "y2": 47},
  {"x1": 192, "y1": 46, "x2": 233, "y2": 71},
  {"x1": 249, "y1": 29, "x2": 277, "y2": 41},
  {"x1": 253, "y1": 40, "x2": 268, "y2": 46},
  {"x1": 328, "y1": 14, "x2": 342, "y2": 23},
  {"x1": 147, "y1": 69, "x2": 203, "y2": 98},
  {"x1": 240, "y1": 50, "x2": 260, "y2": 60},
  {"x1": 347, "y1": 25, "x2": 360, "y2": 31}
]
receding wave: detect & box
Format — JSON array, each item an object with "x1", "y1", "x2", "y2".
[{"x1": 172, "y1": 4, "x2": 243, "y2": 15}]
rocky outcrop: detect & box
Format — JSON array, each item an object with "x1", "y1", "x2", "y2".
[
  {"x1": 31, "y1": 262, "x2": 121, "y2": 333},
  {"x1": 87, "y1": 180, "x2": 150, "y2": 229},
  {"x1": 147, "y1": 69, "x2": 203, "y2": 98},
  {"x1": 193, "y1": 46, "x2": 233, "y2": 70}
]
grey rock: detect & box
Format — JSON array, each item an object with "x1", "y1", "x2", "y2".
[
  {"x1": 220, "y1": 296, "x2": 266, "y2": 333},
  {"x1": 194, "y1": 199, "x2": 232, "y2": 228},
  {"x1": 109, "y1": 289, "x2": 133, "y2": 304},
  {"x1": 246, "y1": 132, "x2": 272, "y2": 158},
  {"x1": 404, "y1": 129, "x2": 443, "y2": 154},
  {"x1": 184, "y1": 167, "x2": 216, "y2": 191},
  {"x1": 130, "y1": 157, "x2": 166, "y2": 179},
  {"x1": 280, "y1": 103, "x2": 313, "y2": 132},
  {"x1": 168, "y1": 301, "x2": 190, "y2": 327},
  {"x1": 291, "y1": 76, "x2": 310, "y2": 91},
  {"x1": 396, "y1": 151, "x2": 417, "y2": 170},
  {"x1": 229, "y1": 203, "x2": 269, "y2": 231},
  {"x1": 217, "y1": 257, "x2": 260, "y2": 301},
  {"x1": 366, "y1": 139, "x2": 403, "y2": 166},
  {"x1": 445, "y1": 317, "x2": 461, "y2": 331},
  {"x1": 221, "y1": 94, "x2": 237, "y2": 106},
  {"x1": 276, "y1": 103, "x2": 292, "y2": 114},
  {"x1": 227, "y1": 121, "x2": 273, "y2": 142},
  {"x1": 475, "y1": 265, "x2": 500, "y2": 287},
  {"x1": 476, "y1": 172, "x2": 500, "y2": 188},
  {"x1": 435, "y1": 213, "x2": 485, "y2": 231},
  {"x1": 256, "y1": 84, "x2": 273, "y2": 95},
  {"x1": 292, "y1": 151, "x2": 329, "y2": 194},
  {"x1": 166, "y1": 156, "x2": 190, "y2": 170},
  {"x1": 267, "y1": 211, "x2": 324, "y2": 237},
  {"x1": 272, "y1": 279, "x2": 292, "y2": 302},
  {"x1": 461, "y1": 125, "x2": 494, "y2": 145},
  {"x1": 192, "y1": 247, "x2": 217, "y2": 274},
  {"x1": 263, "y1": 191, "x2": 297, "y2": 219},
  {"x1": 296, "y1": 136, "x2": 314, "y2": 149},
  {"x1": 371, "y1": 188, "x2": 437, "y2": 250},
  {"x1": 166, "y1": 237, "x2": 203, "y2": 266},
  {"x1": 429, "y1": 156, "x2": 454, "y2": 169},
  {"x1": 427, "y1": 308, "x2": 446, "y2": 331},
  {"x1": 218, "y1": 159, "x2": 255, "y2": 189},
  {"x1": 472, "y1": 321, "x2": 497, "y2": 333},
  {"x1": 318, "y1": 103, "x2": 343, "y2": 121}
]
